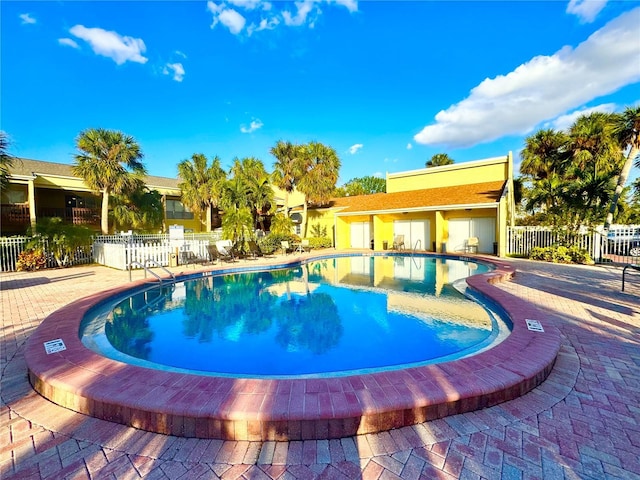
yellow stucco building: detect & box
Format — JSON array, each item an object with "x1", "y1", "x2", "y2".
[
  {"x1": 1, "y1": 158, "x2": 200, "y2": 235},
  {"x1": 306, "y1": 154, "x2": 515, "y2": 256}
]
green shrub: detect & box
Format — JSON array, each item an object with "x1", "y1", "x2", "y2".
[
  {"x1": 17, "y1": 249, "x2": 47, "y2": 271},
  {"x1": 567, "y1": 245, "x2": 594, "y2": 265},
  {"x1": 308, "y1": 236, "x2": 332, "y2": 249},
  {"x1": 258, "y1": 232, "x2": 300, "y2": 254},
  {"x1": 309, "y1": 223, "x2": 327, "y2": 238},
  {"x1": 27, "y1": 217, "x2": 93, "y2": 267},
  {"x1": 529, "y1": 245, "x2": 593, "y2": 265}
]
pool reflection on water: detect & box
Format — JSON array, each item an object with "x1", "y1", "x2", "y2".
[{"x1": 80, "y1": 255, "x2": 509, "y2": 378}]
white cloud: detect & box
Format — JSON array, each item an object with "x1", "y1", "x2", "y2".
[
  {"x1": 373, "y1": 171, "x2": 383, "y2": 178},
  {"x1": 227, "y1": 0, "x2": 262, "y2": 10},
  {"x1": 406, "y1": 143, "x2": 413, "y2": 150},
  {"x1": 175, "y1": 50, "x2": 187, "y2": 58},
  {"x1": 240, "y1": 119, "x2": 264, "y2": 133},
  {"x1": 208, "y1": 2, "x2": 247, "y2": 34},
  {"x1": 69, "y1": 25, "x2": 148, "y2": 65},
  {"x1": 332, "y1": 0, "x2": 358, "y2": 13},
  {"x1": 247, "y1": 16, "x2": 280, "y2": 35},
  {"x1": 58, "y1": 38, "x2": 79, "y2": 49},
  {"x1": 414, "y1": 7, "x2": 640, "y2": 149},
  {"x1": 283, "y1": 1, "x2": 318, "y2": 27},
  {"x1": 19, "y1": 13, "x2": 36, "y2": 25},
  {"x1": 548, "y1": 103, "x2": 617, "y2": 131},
  {"x1": 219, "y1": 8, "x2": 246, "y2": 34},
  {"x1": 348, "y1": 143, "x2": 363, "y2": 154},
  {"x1": 384, "y1": 158, "x2": 399, "y2": 163},
  {"x1": 163, "y1": 63, "x2": 185, "y2": 82},
  {"x1": 567, "y1": 0, "x2": 608, "y2": 23},
  {"x1": 209, "y1": 0, "x2": 354, "y2": 36}
]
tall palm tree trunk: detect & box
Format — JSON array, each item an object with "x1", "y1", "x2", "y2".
[
  {"x1": 301, "y1": 201, "x2": 308, "y2": 238},
  {"x1": 101, "y1": 190, "x2": 110, "y2": 234},
  {"x1": 604, "y1": 145, "x2": 638, "y2": 230},
  {"x1": 205, "y1": 204, "x2": 212, "y2": 232}
]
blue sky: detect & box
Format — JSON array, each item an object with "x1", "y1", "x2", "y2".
[{"x1": 2, "y1": 1, "x2": 639, "y2": 185}]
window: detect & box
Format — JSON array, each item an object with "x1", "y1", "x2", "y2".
[
  {"x1": 65, "y1": 195, "x2": 98, "y2": 209},
  {"x1": 2, "y1": 187, "x2": 27, "y2": 204},
  {"x1": 166, "y1": 199, "x2": 194, "y2": 220}
]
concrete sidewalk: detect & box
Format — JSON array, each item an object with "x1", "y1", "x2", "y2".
[{"x1": 2, "y1": 257, "x2": 639, "y2": 479}]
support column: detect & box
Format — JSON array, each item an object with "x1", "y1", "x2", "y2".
[
  {"x1": 28, "y1": 178, "x2": 36, "y2": 230},
  {"x1": 435, "y1": 210, "x2": 445, "y2": 253}
]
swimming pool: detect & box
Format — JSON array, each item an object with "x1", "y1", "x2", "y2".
[
  {"x1": 80, "y1": 255, "x2": 509, "y2": 377},
  {"x1": 25, "y1": 252, "x2": 561, "y2": 440}
]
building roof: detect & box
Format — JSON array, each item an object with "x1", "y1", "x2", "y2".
[
  {"x1": 321, "y1": 180, "x2": 506, "y2": 214},
  {"x1": 8, "y1": 158, "x2": 180, "y2": 189}
]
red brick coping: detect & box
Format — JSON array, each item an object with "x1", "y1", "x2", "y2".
[{"x1": 25, "y1": 254, "x2": 561, "y2": 441}]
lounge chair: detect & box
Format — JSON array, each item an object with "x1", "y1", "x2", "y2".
[
  {"x1": 392, "y1": 235, "x2": 405, "y2": 250},
  {"x1": 209, "y1": 244, "x2": 234, "y2": 262},
  {"x1": 180, "y1": 250, "x2": 208, "y2": 268},
  {"x1": 216, "y1": 240, "x2": 236, "y2": 261},
  {"x1": 248, "y1": 240, "x2": 274, "y2": 258},
  {"x1": 465, "y1": 237, "x2": 479, "y2": 254},
  {"x1": 281, "y1": 241, "x2": 293, "y2": 255},
  {"x1": 300, "y1": 239, "x2": 312, "y2": 253}
]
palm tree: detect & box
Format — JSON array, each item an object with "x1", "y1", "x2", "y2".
[
  {"x1": 520, "y1": 129, "x2": 569, "y2": 180},
  {"x1": 270, "y1": 141, "x2": 302, "y2": 217},
  {"x1": 177, "y1": 154, "x2": 226, "y2": 232},
  {"x1": 220, "y1": 175, "x2": 253, "y2": 246},
  {"x1": 425, "y1": 153, "x2": 454, "y2": 168},
  {"x1": 0, "y1": 131, "x2": 15, "y2": 191},
  {"x1": 111, "y1": 187, "x2": 164, "y2": 232},
  {"x1": 296, "y1": 141, "x2": 341, "y2": 237},
  {"x1": 73, "y1": 128, "x2": 146, "y2": 234},
  {"x1": 568, "y1": 112, "x2": 621, "y2": 179},
  {"x1": 231, "y1": 157, "x2": 274, "y2": 230},
  {"x1": 604, "y1": 106, "x2": 640, "y2": 230}
]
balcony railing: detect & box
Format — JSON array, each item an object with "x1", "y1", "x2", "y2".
[{"x1": 0, "y1": 204, "x2": 101, "y2": 228}]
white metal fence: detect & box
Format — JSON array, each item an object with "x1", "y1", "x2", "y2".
[
  {"x1": 1, "y1": 232, "x2": 222, "y2": 272},
  {"x1": 507, "y1": 225, "x2": 640, "y2": 264}
]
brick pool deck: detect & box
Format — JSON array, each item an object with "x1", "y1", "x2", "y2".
[{"x1": 2, "y1": 255, "x2": 640, "y2": 479}]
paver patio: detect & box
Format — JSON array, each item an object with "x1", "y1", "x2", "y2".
[{"x1": 2, "y1": 254, "x2": 639, "y2": 479}]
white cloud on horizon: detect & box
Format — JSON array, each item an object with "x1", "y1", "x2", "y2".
[
  {"x1": 372, "y1": 171, "x2": 383, "y2": 178},
  {"x1": 163, "y1": 63, "x2": 185, "y2": 82},
  {"x1": 58, "y1": 38, "x2": 79, "y2": 49},
  {"x1": 414, "y1": 7, "x2": 640, "y2": 149},
  {"x1": 240, "y1": 119, "x2": 264, "y2": 133},
  {"x1": 19, "y1": 13, "x2": 36, "y2": 25},
  {"x1": 348, "y1": 143, "x2": 363, "y2": 154},
  {"x1": 548, "y1": 103, "x2": 617, "y2": 131},
  {"x1": 68, "y1": 25, "x2": 148, "y2": 65},
  {"x1": 567, "y1": 0, "x2": 608, "y2": 23},
  {"x1": 406, "y1": 143, "x2": 412, "y2": 150}
]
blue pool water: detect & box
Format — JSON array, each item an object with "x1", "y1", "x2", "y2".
[{"x1": 80, "y1": 255, "x2": 509, "y2": 377}]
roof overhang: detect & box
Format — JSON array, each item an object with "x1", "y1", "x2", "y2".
[{"x1": 335, "y1": 202, "x2": 500, "y2": 217}]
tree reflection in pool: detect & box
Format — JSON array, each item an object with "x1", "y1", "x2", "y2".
[{"x1": 83, "y1": 255, "x2": 506, "y2": 378}]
